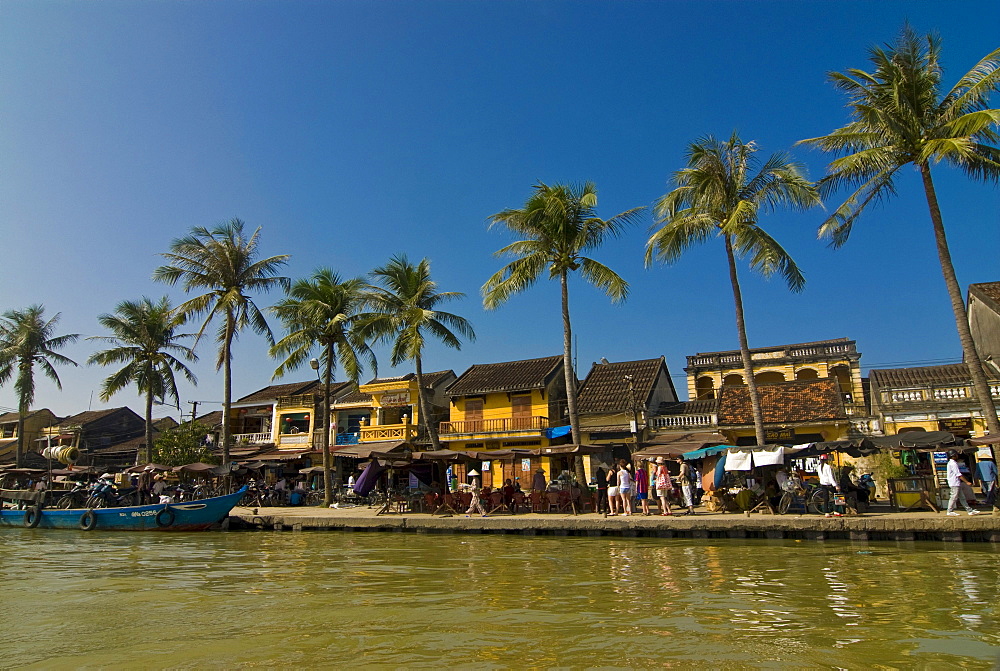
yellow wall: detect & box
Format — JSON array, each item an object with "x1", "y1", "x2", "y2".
[
  {"x1": 688, "y1": 358, "x2": 864, "y2": 401},
  {"x1": 450, "y1": 389, "x2": 548, "y2": 423}
]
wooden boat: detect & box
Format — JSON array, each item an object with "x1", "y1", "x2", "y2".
[{"x1": 0, "y1": 486, "x2": 247, "y2": 531}]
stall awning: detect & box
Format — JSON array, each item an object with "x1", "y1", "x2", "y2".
[
  {"x1": 682, "y1": 444, "x2": 738, "y2": 461},
  {"x1": 869, "y1": 431, "x2": 957, "y2": 451}
]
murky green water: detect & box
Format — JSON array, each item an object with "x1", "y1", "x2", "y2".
[{"x1": 2, "y1": 530, "x2": 998, "y2": 669}]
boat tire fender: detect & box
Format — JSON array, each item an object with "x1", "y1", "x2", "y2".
[
  {"x1": 156, "y1": 507, "x2": 175, "y2": 527},
  {"x1": 79, "y1": 509, "x2": 97, "y2": 531},
  {"x1": 24, "y1": 506, "x2": 42, "y2": 528}
]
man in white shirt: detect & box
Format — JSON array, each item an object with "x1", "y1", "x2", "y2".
[
  {"x1": 816, "y1": 454, "x2": 840, "y2": 517},
  {"x1": 947, "y1": 451, "x2": 981, "y2": 516}
]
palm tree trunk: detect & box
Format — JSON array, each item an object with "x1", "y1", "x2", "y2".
[
  {"x1": 726, "y1": 234, "x2": 767, "y2": 447},
  {"x1": 414, "y1": 355, "x2": 441, "y2": 449},
  {"x1": 221, "y1": 312, "x2": 235, "y2": 465},
  {"x1": 322, "y1": 344, "x2": 334, "y2": 506},
  {"x1": 560, "y1": 271, "x2": 588, "y2": 487},
  {"x1": 920, "y1": 164, "x2": 1000, "y2": 437},
  {"x1": 144, "y1": 389, "x2": 154, "y2": 464},
  {"x1": 15, "y1": 400, "x2": 26, "y2": 469}
]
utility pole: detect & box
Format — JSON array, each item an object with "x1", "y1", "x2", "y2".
[
  {"x1": 188, "y1": 400, "x2": 199, "y2": 423},
  {"x1": 624, "y1": 375, "x2": 640, "y2": 454}
]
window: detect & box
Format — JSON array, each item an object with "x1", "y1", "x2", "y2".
[{"x1": 280, "y1": 412, "x2": 310, "y2": 434}]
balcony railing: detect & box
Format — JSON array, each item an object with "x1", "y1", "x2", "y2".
[
  {"x1": 276, "y1": 433, "x2": 310, "y2": 446},
  {"x1": 276, "y1": 394, "x2": 318, "y2": 409},
  {"x1": 232, "y1": 432, "x2": 272, "y2": 445},
  {"x1": 649, "y1": 414, "x2": 716, "y2": 429},
  {"x1": 881, "y1": 384, "x2": 1000, "y2": 406},
  {"x1": 438, "y1": 416, "x2": 550, "y2": 435},
  {"x1": 360, "y1": 423, "x2": 417, "y2": 442},
  {"x1": 688, "y1": 342, "x2": 857, "y2": 368},
  {"x1": 336, "y1": 432, "x2": 360, "y2": 445}
]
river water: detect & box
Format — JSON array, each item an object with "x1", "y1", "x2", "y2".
[{"x1": 2, "y1": 529, "x2": 998, "y2": 669}]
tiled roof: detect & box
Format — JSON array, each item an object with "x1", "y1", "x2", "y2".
[
  {"x1": 236, "y1": 380, "x2": 320, "y2": 404},
  {"x1": 60, "y1": 407, "x2": 136, "y2": 427},
  {"x1": 360, "y1": 370, "x2": 453, "y2": 388},
  {"x1": 421, "y1": 370, "x2": 455, "y2": 389},
  {"x1": 693, "y1": 337, "x2": 852, "y2": 358},
  {"x1": 658, "y1": 399, "x2": 718, "y2": 415},
  {"x1": 718, "y1": 379, "x2": 846, "y2": 425},
  {"x1": 194, "y1": 411, "x2": 224, "y2": 428},
  {"x1": 577, "y1": 358, "x2": 666, "y2": 414},
  {"x1": 0, "y1": 408, "x2": 53, "y2": 424},
  {"x1": 446, "y1": 356, "x2": 563, "y2": 396},
  {"x1": 870, "y1": 363, "x2": 1000, "y2": 389},
  {"x1": 970, "y1": 281, "x2": 1000, "y2": 310}
]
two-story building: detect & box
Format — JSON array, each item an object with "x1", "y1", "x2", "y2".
[
  {"x1": 38, "y1": 407, "x2": 146, "y2": 468},
  {"x1": 353, "y1": 370, "x2": 455, "y2": 446},
  {"x1": 651, "y1": 338, "x2": 868, "y2": 446},
  {"x1": 0, "y1": 408, "x2": 58, "y2": 464},
  {"x1": 869, "y1": 363, "x2": 1000, "y2": 439},
  {"x1": 576, "y1": 357, "x2": 678, "y2": 454},
  {"x1": 439, "y1": 356, "x2": 568, "y2": 452}
]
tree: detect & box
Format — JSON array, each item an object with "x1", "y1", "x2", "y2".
[
  {"x1": 484, "y1": 182, "x2": 643, "y2": 486},
  {"x1": 358, "y1": 254, "x2": 475, "y2": 450},
  {"x1": 798, "y1": 27, "x2": 1000, "y2": 437},
  {"x1": 646, "y1": 134, "x2": 819, "y2": 447},
  {"x1": 87, "y1": 296, "x2": 198, "y2": 464},
  {"x1": 153, "y1": 219, "x2": 290, "y2": 464},
  {"x1": 270, "y1": 269, "x2": 376, "y2": 506},
  {"x1": 152, "y1": 421, "x2": 219, "y2": 468},
  {"x1": 0, "y1": 305, "x2": 79, "y2": 467}
]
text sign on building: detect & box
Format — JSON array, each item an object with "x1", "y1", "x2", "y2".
[
  {"x1": 765, "y1": 428, "x2": 794, "y2": 442},
  {"x1": 938, "y1": 418, "x2": 973, "y2": 433},
  {"x1": 380, "y1": 390, "x2": 411, "y2": 407}
]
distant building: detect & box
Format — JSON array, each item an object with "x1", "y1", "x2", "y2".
[
  {"x1": 0, "y1": 409, "x2": 58, "y2": 464},
  {"x1": 38, "y1": 407, "x2": 146, "y2": 468},
  {"x1": 968, "y1": 281, "x2": 1000, "y2": 376}
]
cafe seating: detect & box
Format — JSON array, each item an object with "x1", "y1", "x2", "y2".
[{"x1": 529, "y1": 491, "x2": 545, "y2": 512}]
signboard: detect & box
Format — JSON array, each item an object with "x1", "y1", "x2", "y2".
[
  {"x1": 976, "y1": 446, "x2": 995, "y2": 460},
  {"x1": 481, "y1": 460, "x2": 491, "y2": 472},
  {"x1": 932, "y1": 451, "x2": 949, "y2": 464},
  {"x1": 938, "y1": 418, "x2": 973, "y2": 433},
  {"x1": 765, "y1": 428, "x2": 794, "y2": 442},
  {"x1": 379, "y1": 390, "x2": 411, "y2": 407},
  {"x1": 521, "y1": 458, "x2": 531, "y2": 472}
]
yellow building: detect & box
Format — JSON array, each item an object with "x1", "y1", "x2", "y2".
[
  {"x1": 685, "y1": 338, "x2": 865, "y2": 412},
  {"x1": 0, "y1": 408, "x2": 57, "y2": 463},
  {"x1": 869, "y1": 363, "x2": 1000, "y2": 439},
  {"x1": 354, "y1": 370, "x2": 455, "y2": 444}
]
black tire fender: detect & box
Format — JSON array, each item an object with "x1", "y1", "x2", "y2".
[
  {"x1": 155, "y1": 507, "x2": 175, "y2": 527},
  {"x1": 24, "y1": 506, "x2": 42, "y2": 528},
  {"x1": 79, "y1": 509, "x2": 97, "y2": 531}
]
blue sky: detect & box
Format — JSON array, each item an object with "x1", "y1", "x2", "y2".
[{"x1": 2, "y1": 0, "x2": 999, "y2": 419}]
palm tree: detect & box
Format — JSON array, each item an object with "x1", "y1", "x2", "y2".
[
  {"x1": 484, "y1": 182, "x2": 643, "y2": 485},
  {"x1": 270, "y1": 269, "x2": 377, "y2": 506},
  {"x1": 798, "y1": 27, "x2": 1000, "y2": 436},
  {"x1": 87, "y1": 297, "x2": 198, "y2": 464},
  {"x1": 358, "y1": 254, "x2": 475, "y2": 450},
  {"x1": 0, "y1": 305, "x2": 79, "y2": 467},
  {"x1": 646, "y1": 133, "x2": 820, "y2": 447},
  {"x1": 153, "y1": 218, "x2": 290, "y2": 464}
]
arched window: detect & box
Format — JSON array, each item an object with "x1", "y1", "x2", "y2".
[
  {"x1": 695, "y1": 376, "x2": 716, "y2": 400},
  {"x1": 723, "y1": 374, "x2": 744, "y2": 387},
  {"x1": 830, "y1": 365, "x2": 852, "y2": 394},
  {"x1": 754, "y1": 371, "x2": 785, "y2": 385},
  {"x1": 795, "y1": 368, "x2": 819, "y2": 380}
]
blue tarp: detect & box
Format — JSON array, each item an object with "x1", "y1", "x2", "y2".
[
  {"x1": 682, "y1": 444, "x2": 736, "y2": 461},
  {"x1": 545, "y1": 425, "x2": 573, "y2": 439}
]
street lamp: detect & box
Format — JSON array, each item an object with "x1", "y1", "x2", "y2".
[{"x1": 624, "y1": 374, "x2": 640, "y2": 454}]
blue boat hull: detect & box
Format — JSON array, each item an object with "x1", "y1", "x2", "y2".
[{"x1": 0, "y1": 486, "x2": 247, "y2": 531}]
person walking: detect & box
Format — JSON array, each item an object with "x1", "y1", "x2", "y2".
[
  {"x1": 606, "y1": 465, "x2": 619, "y2": 516},
  {"x1": 816, "y1": 454, "x2": 841, "y2": 517},
  {"x1": 464, "y1": 475, "x2": 488, "y2": 517},
  {"x1": 655, "y1": 457, "x2": 673, "y2": 516},
  {"x1": 595, "y1": 465, "x2": 609, "y2": 514},
  {"x1": 676, "y1": 457, "x2": 695, "y2": 515},
  {"x1": 634, "y1": 460, "x2": 651, "y2": 515},
  {"x1": 617, "y1": 459, "x2": 633, "y2": 516},
  {"x1": 947, "y1": 451, "x2": 981, "y2": 516},
  {"x1": 976, "y1": 457, "x2": 998, "y2": 507}
]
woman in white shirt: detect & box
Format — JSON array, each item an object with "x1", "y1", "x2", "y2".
[{"x1": 616, "y1": 460, "x2": 632, "y2": 516}]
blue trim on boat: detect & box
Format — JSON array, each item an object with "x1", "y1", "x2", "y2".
[{"x1": 0, "y1": 486, "x2": 248, "y2": 531}]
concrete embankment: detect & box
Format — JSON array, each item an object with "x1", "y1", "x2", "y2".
[{"x1": 228, "y1": 506, "x2": 1000, "y2": 543}]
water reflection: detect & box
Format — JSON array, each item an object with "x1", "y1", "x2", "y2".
[{"x1": 1, "y1": 531, "x2": 998, "y2": 668}]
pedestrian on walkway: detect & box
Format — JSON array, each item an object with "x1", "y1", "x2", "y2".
[
  {"x1": 464, "y1": 473, "x2": 488, "y2": 517},
  {"x1": 607, "y1": 464, "x2": 620, "y2": 516},
  {"x1": 816, "y1": 454, "x2": 840, "y2": 517},
  {"x1": 616, "y1": 459, "x2": 633, "y2": 515},
  {"x1": 676, "y1": 457, "x2": 695, "y2": 515},
  {"x1": 976, "y1": 457, "x2": 997, "y2": 507},
  {"x1": 595, "y1": 465, "x2": 609, "y2": 514},
  {"x1": 947, "y1": 451, "x2": 981, "y2": 516},
  {"x1": 634, "y1": 460, "x2": 651, "y2": 515},
  {"x1": 655, "y1": 457, "x2": 673, "y2": 515}
]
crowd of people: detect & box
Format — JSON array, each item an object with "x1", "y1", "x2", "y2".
[{"x1": 594, "y1": 457, "x2": 699, "y2": 517}]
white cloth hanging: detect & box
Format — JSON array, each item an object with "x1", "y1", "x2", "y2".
[
  {"x1": 724, "y1": 450, "x2": 753, "y2": 471},
  {"x1": 753, "y1": 446, "x2": 785, "y2": 466}
]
